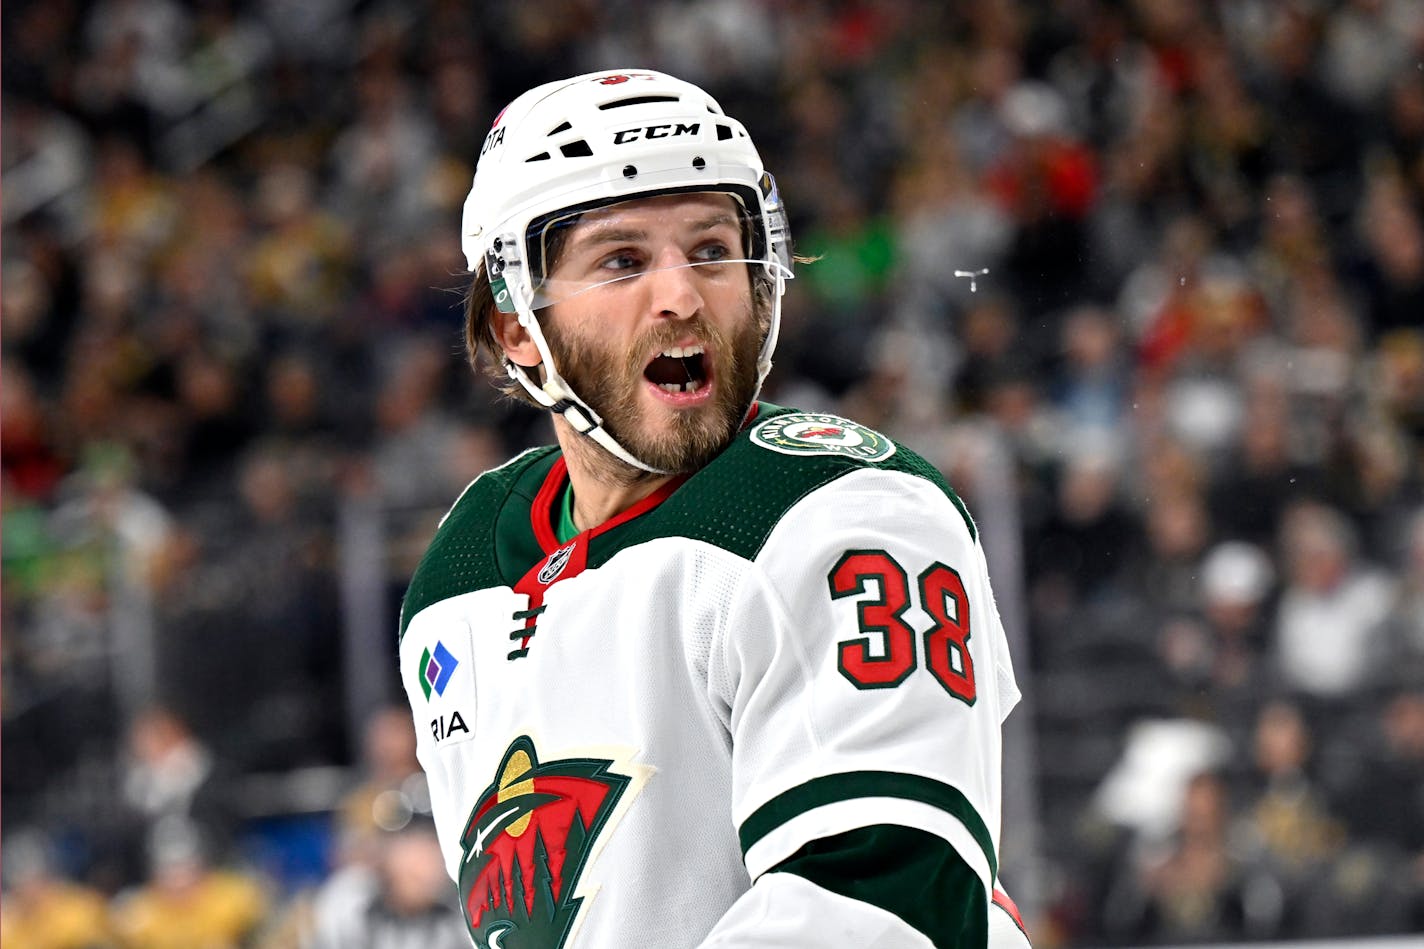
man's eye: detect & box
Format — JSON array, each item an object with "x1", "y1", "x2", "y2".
[
  {"x1": 599, "y1": 252, "x2": 642, "y2": 272},
  {"x1": 693, "y1": 243, "x2": 731, "y2": 263}
]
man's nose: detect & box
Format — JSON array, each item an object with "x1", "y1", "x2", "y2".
[{"x1": 645, "y1": 250, "x2": 704, "y2": 319}]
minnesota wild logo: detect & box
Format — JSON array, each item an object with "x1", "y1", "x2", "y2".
[
  {"x1": 458, "y1": 736, "x2": 638, "y2": 949},
  {"x1": 750, "y1": 412, "x2": 896, "y2": 461}
]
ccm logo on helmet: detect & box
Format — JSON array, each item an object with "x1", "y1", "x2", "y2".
[{"x1": 613, "y1": 122, "x2": 700, "y2": 145}]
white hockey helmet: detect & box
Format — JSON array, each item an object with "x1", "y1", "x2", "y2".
[{"x1": 461, "y1": 69, "x2": 793, "y2": 473}]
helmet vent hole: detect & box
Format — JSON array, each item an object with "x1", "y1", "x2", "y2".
[
  {"x1": 559, "y1": 140, "x2": 593, "y2": 158},
  {"x1": 525, "y1": 152, "x2": 551, "y2": 162},
  {"x1": 622, "y1": 165, "x2": 638, "y2": 179},
  {"x1": 548, "y1": 121, "x2": 572, "y2": 135},
  {"x1": 692, "y1": 156, "x2": 706, "y2": 170},
  {"x1": 598, "y1": 94, "x2": 679, "y2": 110},
  {"x1": 716, "y1": 124, "x2": 734, "y2": 141}
]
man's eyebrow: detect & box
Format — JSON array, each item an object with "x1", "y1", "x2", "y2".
[
  {"x1": 690, "y1": 212, "x2": 741, "y2": 232},
  {"x1": 567, "y1": 213, "x2": 742, "y2": 251},
  {"x1": 567, "y1": 226, "x2": 647, "y2": 251}
]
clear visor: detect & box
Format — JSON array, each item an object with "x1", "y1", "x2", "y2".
[{"x1": 495, "y1": 194, "x2": 791, "y2": 311}]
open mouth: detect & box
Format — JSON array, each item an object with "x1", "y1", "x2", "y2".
[{"x1": 643, "y1": 344, "x2": 709, "y2": 394}]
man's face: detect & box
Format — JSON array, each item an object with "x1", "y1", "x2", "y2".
[{"x1": 537, "y1": 192, "x2": 766, "y2": 474}]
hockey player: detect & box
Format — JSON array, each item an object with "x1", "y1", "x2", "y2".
[{"x1": 399, "y1": 68, "x2": 1031, "y2": 949}]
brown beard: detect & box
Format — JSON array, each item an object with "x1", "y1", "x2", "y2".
[{"x1": 541, "y1": 301, "x2": 764, "y2": 481}]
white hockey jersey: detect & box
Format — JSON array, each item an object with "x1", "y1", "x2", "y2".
[{"x1": 399, "y1": 404, "x2": 1025, "y2": 948}]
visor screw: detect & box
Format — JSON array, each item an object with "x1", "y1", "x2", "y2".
[
  {"x1": 692, "y1": 156, "x2": 706, "y2": 170},
  {"x1": 490, "y1": 256, "x2": 505, "y2": 275},
  {"x1": 492, "y1": 237, "x2": 504, "y2": 251},
  {"x1": 622, "y1": 164, "x2": 637, "y2": 179}
]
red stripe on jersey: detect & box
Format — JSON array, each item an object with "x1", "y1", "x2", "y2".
[
  {"x1": 529, "y1": 457, "x2": 687, "y2": 555},
  {"x1": 531, "y1": 457, "x2": 568, "y2": 552},
  {"x1": 586, "y1": 475, "x2": 686, "y2": 541},
  {"x1": 992, "y1": 887, "x2": 1029, "y2": 938},
  {"x1": 518, "y1": 462, "x2": 687, "y2": 651},
  {"x1": 530, "y1": 402, "x2": 760, "y2": 552}
]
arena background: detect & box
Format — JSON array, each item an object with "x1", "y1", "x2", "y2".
[{"x1": 4, "y1": 1, "x2": 1423, "y2": 946}]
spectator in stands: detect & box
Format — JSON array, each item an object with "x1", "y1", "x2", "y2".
[
  {"x1": 1273, "y1": 499, "x2": 1397, "y2": 702},
  {"x1": 0, "y1": 360, "x2": 69, "y2": 503},
  {"x1": 111, "y1": 819, "x2": 269, "y2": 949},
  {"x1": 328, "y1": 59, "x2": 439, "y2": 263},
  {"x1": 1208, "y1": 365, "x2": 1323, "y2": 547},
  {"x1": 1373, "y1": 329, "x2": 1424, "y2": 446},
  {"x1": 1382, "y1": 66, "x2": 1424, "y2": 192},
  {"x1": 244, "y1": 161, "x2": 354, "y2": 334},
  {"x1": 1136, "y1": 486, "x2": 1214, "y2": 618},
  {"x1": 1239, "y1": 699, "x2": 1346, "y2": 937},
  {"x1": 944, "y1": 294, "x2": 1027, "y2": 418},
  {"x1": 117, "y1": 706, "x2": 239, "y2": 875},
  {"x1": 1326, "y1": 687, "x2": 1424, "y2": 932},
  {"x1": 337, "y1": 705, "x2": 425, "y2": 840},
  {"x1": 216, "y1": 447, "x2": 342, "y2": 769},
  {"x1": 259, "y1": 707, "x2": 431, "y2": 948},
  {"x1": 1050, "y1": 305, "x2": 1130, "y2": 452},
  {"x1": 1381, "y1": 508, "x2": 1424, "y2": 679},
  {"x1": 1027, "y1": 446, "x2": 1137, "y2": 626},
  {"x1": 1159, "y1": 540, "x2": 1276, "y2": 732},
  {"x1": 301, "y1": 818, "x2": 467, "y2": 949},
  {"x1": 1334, "y1": 688, "x2": 1424, "y2": 856},
  {"x1": 370, "y1": 338, "x2": 470, "y2": 512},
  {"x1": 1353, "y1": 161, "x2": 1424, "y2": 337},
  {"x1": 986, "y1": 79, "x2": 1098, "y2": 312},
  {"x1": 0, "y1": 828, "x2": 117, "y2": 949},
  {"x1": 1104, "y1": 770, "x2": 1252, "y2": 944}
]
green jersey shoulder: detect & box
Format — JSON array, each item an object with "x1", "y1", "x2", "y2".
[
  {"x1": 617, "y1": 404, "x2": 975, "y2": 558},
  {"x1": 399, "y1": 446, "x2": 558, "y2": 639},
  {"x1": 399, "y1": 405, "x2": 973, "y2": 640}
]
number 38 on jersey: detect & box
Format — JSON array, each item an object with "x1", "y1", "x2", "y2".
[{"x1": 828, "y1": 549, "x2": 977, "y2": 704}]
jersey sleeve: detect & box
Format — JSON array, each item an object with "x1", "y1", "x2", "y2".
[
  {"x1": 702, "y1": 466, "x2": 1021, "y2": 947},
  {"x1": 399, "y1": 600, "x2": 479, "y2": 884}
]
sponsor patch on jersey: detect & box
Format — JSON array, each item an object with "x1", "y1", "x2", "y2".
[
  {"x1": 458, "y1": 736, "x2": 642, "y2": 949},
  {"x1": 750, "y1": 412, "x2": 896, "y2": 462},
  {"x1": 409, "y1": 627, "x2": 476, "y2": 747},
  {"x1": 420, "y1": 640, "x2": 460, "y2": 700}
]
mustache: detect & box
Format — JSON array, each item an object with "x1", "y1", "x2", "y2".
[{"x1": 626, "y1": 315, "x2": 726, "y2": 368}]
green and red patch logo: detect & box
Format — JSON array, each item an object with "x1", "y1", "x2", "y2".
[
  {"x1": 750, "y1": 412, "x2": 896, "y2": 462},
  {"x1": 420, "y1": 640, "x2": 459, "y2": 701},
  {"x1": 458, "y1": 736, "x2": 638, "y2": 949}
]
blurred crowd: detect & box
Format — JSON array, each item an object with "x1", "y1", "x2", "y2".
[{"x1": 4, "y1": 0, "x2": 1424, "y2": 946}]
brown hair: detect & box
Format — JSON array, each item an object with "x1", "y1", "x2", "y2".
[{"x1": 462, "y1": 221, "x2": 577, "y2": 405}]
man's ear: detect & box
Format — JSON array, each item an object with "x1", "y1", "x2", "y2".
[{"x1": 491, "y1": 309, "x2": 542, "y2": 370}]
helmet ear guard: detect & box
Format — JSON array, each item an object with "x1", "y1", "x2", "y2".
[{"x1": 484, "y1": 234, "x2": 522, "y2": 316}]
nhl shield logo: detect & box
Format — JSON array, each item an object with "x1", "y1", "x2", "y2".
[
  {"x1": 537, "y1": 544, "x2": 576, "y2": 585},
  {"x1": 750, "y1": 412, "x2": 896, "y2": 462},
  {"x1": 458, "y1": 737, "x2": 641, "y2": 949}
]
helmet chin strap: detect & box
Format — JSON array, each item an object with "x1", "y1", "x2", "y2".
[
  {"x1": 509, "y1": 263, "x2": 790, "y2": 475},
  {"x1": 745, "y1": 267, "x2": 787, "y2": 420},
  {"x1": 507, "y1": 305, "x2": 671, "y2": 475}
]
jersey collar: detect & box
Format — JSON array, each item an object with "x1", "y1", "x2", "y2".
[{"x1": 529, "y1": 456, "x2": 688, "y2": 555}]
